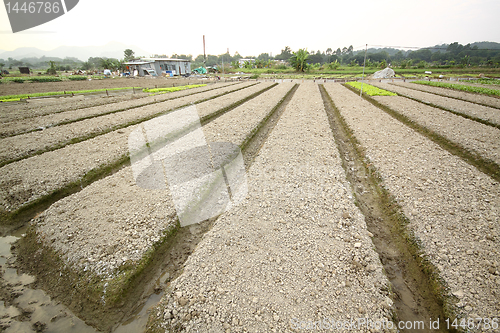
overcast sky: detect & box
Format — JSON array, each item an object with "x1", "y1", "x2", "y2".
[{"x1": 1, "y1": 0, "x2": 499, "y2": 57}]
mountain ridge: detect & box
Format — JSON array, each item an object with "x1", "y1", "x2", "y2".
[{"x1": 0, "y1": 41, "x2": 152, "y2": 61}]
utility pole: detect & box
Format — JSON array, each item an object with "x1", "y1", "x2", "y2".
[
  {"x1": 360, "y1": 44, "x2": 368, "y2": 97},
  {"x1": 203, "y1": 35, "x2": 206, "y2": 68}
]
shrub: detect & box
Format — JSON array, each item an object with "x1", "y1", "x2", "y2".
[
  {"x1": 68, "y1": 76, "x2": 88, "y2": 81},
  {"x1": 28, "y1": 77, "x2": 62, "y2": 83}
]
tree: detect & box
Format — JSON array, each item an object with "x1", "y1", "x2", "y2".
[
  {"x1": 289, "y1": 49, "x2": 309, "y2": 72},
  {"x1": 257, "y1": 53, "x2": 271, "y2": 61},
  {"x1": 124, "y1": 49, "x2": 135, "y2": 61},
  {"x1": 0, "y1": 62, "x2": 4, "y2": 71},
  {"x1": 47, "y1": 61, "x2": 57, "y2": 75},
  {"x1": 275, "y1": 46, "x2": 292, "y2": 61}
]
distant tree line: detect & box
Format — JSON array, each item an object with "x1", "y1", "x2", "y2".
[
  {"x1": 191, "y1": 42, "x2": 500, "y2": 70},
  {"x1": 1, "y1": 42, "x2": 499, "y2": 74}
]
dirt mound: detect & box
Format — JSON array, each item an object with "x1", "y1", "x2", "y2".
[{"x1": 373, "y1": 67, "x2": 395, "y2": 79}]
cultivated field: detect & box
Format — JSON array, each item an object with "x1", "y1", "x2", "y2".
[{"x1": 0, "y1": 78, "x2": 499, "y2": 332}]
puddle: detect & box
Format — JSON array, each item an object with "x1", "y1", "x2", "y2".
[{"x1": 0, "y1": 232, "x2": 97, "y2": 333}]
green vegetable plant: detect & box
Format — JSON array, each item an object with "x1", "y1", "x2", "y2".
[
  {"x1": 143, "y1": 84, "x2": 206, "y2": 95},
  {"x1": 413, "y1": 80, "x2": 500, "y2": 96},
  {"x1": 0, "y1": 87, "x2": 141, "y2": 102},
  {"x1": 345, "y1": 82, "x2": 397, "y2": 96}
]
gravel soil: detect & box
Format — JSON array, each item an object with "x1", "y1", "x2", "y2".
[
  {"x1": 148, "y1": 83, "x2": 392, "y2": 333},
  {"x1": 0, "y1": 83, "x2": 271, "y2": 215},
  {"x1": 0, "y1": 82, "x2": 236, "y2": 125},
  {"x1": 0, "y1": 83, "x2": 254, "y2": 165},
  {"x1": 391, "y1": 82, "x2": 500, "y2": 109},
  {"x1": 0, "y1": 92, "x2": 148, "y2": 124},
  {"x1": 202, "y1": 83, "x2": 295, "y2": 146},
  {"x1": 372, "y1": 95, "x2": 500, "y2": 166},
  {"x1": 0, "y1": 77, "x2": 208, "y2": 96},
  {"x1": 0, "y1": 83, "x2": 240, "y2": 137},
  {"x1": 324, "y1": 83, "x2": 500, "y2": 320},
  {"x1": 371, "y1": 82, "x2": 500, "y2": 127},
  {"x1": 448, "y1": 80, "x2": 500, "y2": 90},
  {"x1": 20, "y1": 83, "x2": 299, "y2": 324}
]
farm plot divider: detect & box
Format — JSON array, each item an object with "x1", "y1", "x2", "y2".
[{"x1": 16, "y1": 83, "x2": 296, "y2": 331}]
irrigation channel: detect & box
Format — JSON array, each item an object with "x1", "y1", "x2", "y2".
[{"x1": 1, "y1": 81, "x2": 498, "y2": 332}]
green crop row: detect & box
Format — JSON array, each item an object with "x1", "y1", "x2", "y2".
[
  {"x1": 143, "y1": 84, "x2": 206, "y2": 95},
  {"x1": 0, "y1": 87, "x2": 141, "y2": 102},
  {"x1": 2, "y1": 76, "x2": 64, "y2": 83},
  {"x1": 345, "y1": 82, "x2": 397, "y2": 96},
  {"x1": 68, "y1": 76, "x2": 88, "y2": 81},
  {"x1": 413, "y1": 80, "x2": 500, "y2": 96},
  {"x1": 461, "y1": 78, "x2": 500, "y2": 86}
]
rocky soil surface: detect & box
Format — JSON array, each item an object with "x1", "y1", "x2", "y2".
[
  {"x1": 390, "y1": 82, "x2": 500, "y2": 109},
  {"x1": 0, "y1": 83, "x2": 253, "y2": 165},
  {"x1": 0, "y1": 82, "x2": 240, "y2": 137},
  {"x1": 324, "y1": 83, "x2": 500, "y2": 320},
  {"x1": 28, "y1": 82, "x2": 295, "y2": 293},
  {"x1": 372, "y1": 96, "x2": 500, "y2": 165},
  {"x1": 0, "y1": 83, "x2": 270, "y2": 215},
  {"x1": 0, "y1": 77, "x2": 208, "y2": 96},
  {"x1": 149, "y1": 83, "x2": 392, "y2": 333},
  {"x1": 371, "y1": 82, "x2": 500, "y2": 127}
]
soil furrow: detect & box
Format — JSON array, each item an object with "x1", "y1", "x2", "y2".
[
  {"x1": 371, "y1": 82, "x2": 500, "y2": 129},
  {"x1": 0, "y1": 81, "x2": 234, "y2": 124},
  {"x1": 0, "y1": 83, "x2": 274, "y2": 226},
  {"x1": 320, "y1": 84, "x2": 450, "y2": 332},
  {"x1": 0, "y1": 83, "x2": 242, "y2": 137},
  {"x1": 147, "y1": 82, "x2": 393, "y2": 332},
  {"x1": 390, "y1": 82, "x2": 500, "y2": 109},
  {"x1": 344, "y1": 84, "x2": 500, "y2": 183},
  {"x1": 0, "y1": 82, "x2": 261, "y2": 167},
  {"x1": 15, "y1": 83, "x2": 295, "y2": 332},
  {"x1": 324, "y1": 82, "x2": 500, "y2": 329}
]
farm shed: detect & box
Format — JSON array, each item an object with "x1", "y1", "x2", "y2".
[{"x1": 124, "y1": 58, "x2": 191, "y2": 77}]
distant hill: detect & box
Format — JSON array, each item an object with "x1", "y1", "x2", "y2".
[
  {"x1": 353, "y1": 42, "x2": 500, "y2": 55},
  {"x1": 0, "y1": 41, "x2": 152, "y2": 61},
  {"x1": 470, "y1": 41, "x2": 500, "y2": 49}
]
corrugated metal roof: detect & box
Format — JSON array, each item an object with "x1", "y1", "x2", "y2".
[
  {"x1": 123, "y1": 61, "x2": 152, "y2": 65},
  {"x1": 143, "y1": 58, "x2": 191, "y2": 62}
]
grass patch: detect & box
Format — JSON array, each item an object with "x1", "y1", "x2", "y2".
[
  {"x1": 68, "y1": 75, "x2": 88, "y2": 81},
  {"x1": 0, "y1": 87, "x2": 141, "y2": 102},
  {"x1": 143, "y1": 84, "x2": 206, "y2": 95},
  {"x1": 460, "y1": 78, "x2": 500, "y2": 86},
  {"x1": 413, "y1": 80, "x2": 500, "y2": 96},
  {"x1": 346, "y1": 81, "x2": 397, "y2": 96}
]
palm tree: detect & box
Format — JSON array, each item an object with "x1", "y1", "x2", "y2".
[{"x1": 289, "y1": 49, "x2": 309, "y2": 72}]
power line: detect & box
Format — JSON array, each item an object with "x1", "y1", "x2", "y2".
[{"x1": 356, "y1": 44, "x2": 500, "y2": 51}]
